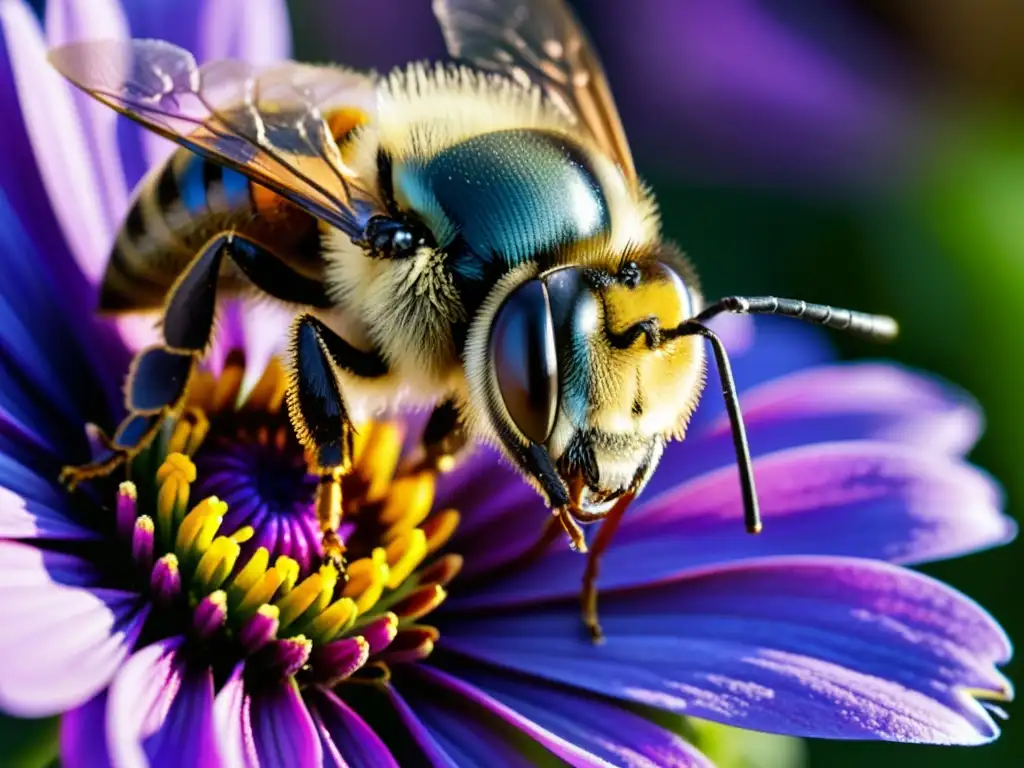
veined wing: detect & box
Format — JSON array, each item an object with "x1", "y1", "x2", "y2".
[
  {"x1": 433, "y1": 0, "x2": 637, "y2": 189},
  {"x1": 49, "y1": 39, "x2": 377, "y2": 236}
]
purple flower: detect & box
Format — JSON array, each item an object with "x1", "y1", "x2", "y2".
[{"x1": 0, "y1": 0, "x2": 1016, "y2": 765}]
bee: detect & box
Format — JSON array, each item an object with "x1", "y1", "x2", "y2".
[{"x1": 51, "y1": 0, "x2": 896, "y2": 640}]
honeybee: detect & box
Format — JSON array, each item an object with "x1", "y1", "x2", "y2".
[{"x1": 51, "y1": 0, "x2": 896, "y2": 639}]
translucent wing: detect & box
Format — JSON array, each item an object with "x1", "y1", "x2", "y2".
[
  {"x1": 432, "y1": 0, "x2": 637, "y2": 187},
  {"x1": 49, "y1": 39, "x2": 376, "y2": 236}
]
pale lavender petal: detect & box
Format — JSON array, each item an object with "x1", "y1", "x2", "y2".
[
  {"x1": 409, "y1": 665, "x2": 713, "y2": 768},
  {"x1": 0, "y1": 542, "x2": 148, "y2": 716},
  {"x1": 108, "y1": 637, "x2": 218, "y2": 768},
  {"x1": 238, "y1": 300, "x2": 295, "y2": 403},
  {"x1": 306, "y1": 688, "x2": 398, "y2": 768},
  {"x1": 0, "y1": 0, "x2": 114, "y2": 283},
  {"x1": 214, "y1": 664, "x2": 321, "y2": 768},
  {"x1": 441, "y1": 557, "x2": 1011, "y2": 744},
  {"x1": 0, "y1": 485, "x2": 98, "y2": 540},
  {"x1": 699, "y1": 362, "x2": 983, "y2": 458},
  {"x1": 61, "y1": 691, "x2": 111, "y2": 768},
  {"x1": 45, "y1": 0, "x2": 130, "y2": 241},
  {"x1": 199, "y1": 0, "x2": 291, "y2": 65},
  {"x1": 451, "y1": 441, "x2": 1014, "y2": 606}
]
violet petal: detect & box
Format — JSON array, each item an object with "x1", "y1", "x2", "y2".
[
  {"x1": 306, "y1": 688, "x2": 398, "y2": 768},
  {"x1": 108, "y1": 637, "x2": 219, "y2": 768},
  {"x1": 45, "y1": 0, "x2": 130, "y2": 247},
  {"x1": 61, "y1": 690, "x2": 111, "y2": 768},
  {"x1": 441, "y1": 556, "x2": 1011, "y2": 744},
  {"x1": 408, "y1": 665, "x2": 713, "y2": 768},
  {"x1": 0, "y1": 0, "x2": 114, "y2": 283},
  {"x1": 451, "y1": 441, "x2": 1014, "y2": 605},
  {"x1": 214, "y1": 663, "x2": 321, "y2": 768},
  {"x1": 0, "y1": 542, "x2": 148, "y2": 716},
  {"x1": 0, "y1": 484, "x2": 98, "y2": 541}
]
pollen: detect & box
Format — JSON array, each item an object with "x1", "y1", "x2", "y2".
[{"x1": 101, "y1": 353, "x2": 462, "y2": 687}]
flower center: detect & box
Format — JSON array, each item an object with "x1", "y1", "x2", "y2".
[{"x1": 107, "y1": 354, "x2": 462, "y2": 687}]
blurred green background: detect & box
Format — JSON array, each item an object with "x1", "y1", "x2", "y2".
[{"x1": 5, "y1": 0, "x2": 1022, "y2": 766}]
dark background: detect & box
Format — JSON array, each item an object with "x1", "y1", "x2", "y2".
[{"x1": 6, "y1": 1, "x2": 1023, "y2": 766}]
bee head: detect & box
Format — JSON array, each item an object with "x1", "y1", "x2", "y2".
[{"x1": 465, "y1": 252, "x2": 706, "y2": 517}]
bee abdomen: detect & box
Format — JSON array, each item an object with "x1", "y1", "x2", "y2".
[{"x1": 100, "y1": 150, "x2": 255, "y2": 312}]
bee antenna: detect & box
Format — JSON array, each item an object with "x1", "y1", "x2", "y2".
[
  {"x1": 663, "y1": 322, "x2": 761, "y2": 535},
  {"x1": 694, "y1": 296, "x2": 898, "y2": 341}
]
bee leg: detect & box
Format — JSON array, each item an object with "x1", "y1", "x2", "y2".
[
  {"x1": 286, "y1": 314, "x2": 390, "y2": 575},
  {"x1": 61, "y1": 234, "x2": 233, "y2": 486},
  {"x1": 578, "y1": 494, "x2": 633, "y2": 644}
]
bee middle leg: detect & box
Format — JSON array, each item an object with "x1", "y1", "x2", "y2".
[
  {"x1": 285, "y1": 314, "x2": 390, "y2": 572},
  {"x1": 61, "y1": 231, "x2": 334, "y2": 486}
]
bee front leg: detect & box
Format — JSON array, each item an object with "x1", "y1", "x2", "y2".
[
  {"x1": 61, "y1": 233, "x2": 233, "y2": 487},
  {"x1": 286, "y1": 314, "x2": 389, "y2": 574},
  {"x1": 577, "y1": 493, "x2": 633, "y2": 644}
]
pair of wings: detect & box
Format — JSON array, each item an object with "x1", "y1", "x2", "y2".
[{"x1": 48, "y1": 0, "x2": 637, "y2": 240}]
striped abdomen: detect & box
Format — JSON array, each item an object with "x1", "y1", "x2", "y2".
[{"x1": 101, "y1": 149, "x2": 322, "y2": 312}]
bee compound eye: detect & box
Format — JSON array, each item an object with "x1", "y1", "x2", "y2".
[{"x1": 489, "y1": 280, "x2": 558, "y2": 445}]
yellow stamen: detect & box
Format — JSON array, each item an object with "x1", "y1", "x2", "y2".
[
  {"x1": 175, "y1": 496, "x2": 226, "y2": 568},
  {"x1": 229, "y1": 546, "x2": 270, "y2": 605},
  {"x1": 393, "y1": 584, "x2": 448, "y2": 623},
  {"x1": 211, "y1": 359, "x2": 245, "y2": 412},
  {"x1": 244, "y1": 358, "x2": 289, "y2": 413},
  {"x1": 275, "y1": 556, "x2": 300, "y2": 594},
  {"x1": 194, "y1": 536, "x2": 242, "y2": 592},
  {"x1": 289, "y1": 563, "x2": 340, "y2": 635},
  {"x1": 343, "y1": 548, "x2": 390, "y2": 614},
  {"x1": 306, "y1": 597, "x2": 358, "y2": 645},
  {"x1": 384, "y1": 529, "x2": 428, "y2": 589},
  {"x1": 379, "y1": 472, "x2": 434, "y2": 530},
  {"x1": 167, "y1": 409, "x2": 210, "y2": 457},
  {"x1": 357, "y1": 423, "x2": 404, "y2": 503},
  {"x1": 230, "y1": 526, "x2": 254, "y2": 544},
  {"x1": 237, "y1": 565, "x2": 288, "y2": 618},
  {"x1": 118, "y1": 481, "x2": 137, "y2": 502},
  {"x1": 156, "y1": 454, "x2": 196, "y2": 546},
  {"x1": 423, "y1": 509, "x2": 461, "y2": 554},
  {"x1": 275, "y1": 570, "x2": 329, "y2": 632}
]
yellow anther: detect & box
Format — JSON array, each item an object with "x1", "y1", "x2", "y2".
[
  {"x1": 175, "y1": 497, "x2": 226, "y2": 565},
  {"x1": 230, "y1": 526, "x2": 254, "y2": 544},
  {"x1": 194, "y1": 536, "x2": 241, "y2": 592},
  {"x1": 167, "y1": 409, "x2": 210, "y2": 457},
  {"x1": 229, "y1": 547, "x2": 269, "y2": 605},
  {"x1": 237, "y1": 568, "x2": 286, "y2": 617},
  {"x1": 211, "y1": 360, "x2": 244, "y2": 412},
  {"x1": 343, "y1": 548, "x2": 390, "y2": 615},
  {"x1": 118, "y1": 481, "x2": 137, "y2": 501},
  {"x1": 384, "y1": 529, "x2": 428, "y2": 589},
  {"x1": 245, "y1": 358, "x2": 288, "y2": 413},
  {"x1": 289, "y1": 563, "x2": 341, "y2": 636},
  {"x1": 156, "y1": 453, "x2": 197, "y2": 485},
  {"x1": 423, "y1": 509, "x2": 461, "y2": 554},
  {"x1": 156, "y1": 468, "x2": 191, "y2": 547},
  {"x1": 274, "y1": 556, "x2": 300, "y2": 595},
  {"x1": 307, "y1": 597, "x2": 358, "y2": 645},
  {"x1": 357, "y1": 423, "x2": 404, "y2": 503},
  {"x1": 379, "y1": 472, "x2": 435, "y2": 530},
  {"x1": 275, "y1": 572, "x2": 324, "y2": 632}
]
